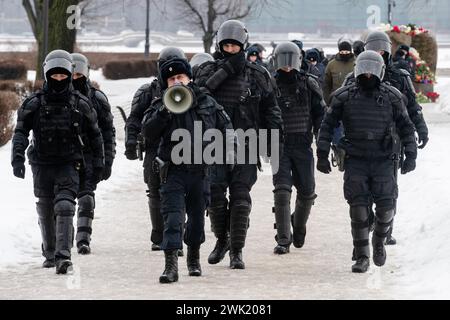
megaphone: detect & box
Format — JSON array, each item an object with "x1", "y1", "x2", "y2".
[{"x1": 162, "y1": 84, "x2": 194, "y2": 114}]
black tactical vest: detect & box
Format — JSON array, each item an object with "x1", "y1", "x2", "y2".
[
  {"x1": 342, "y1": 86, "x2": 394, "y2": 143},
  {"x1": 34, "y1": 95, "x2": 82, "y2": 160},
  {"x1": 276, "y1": 74, "x2": 311, "y2": 134},
  {"x1": 213, "y1": 62, "x2": 261, "y2": 131}
]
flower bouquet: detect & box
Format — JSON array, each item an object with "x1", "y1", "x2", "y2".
[{"x1": 426, "y1": 91, "x2": 440, "y2": 103}]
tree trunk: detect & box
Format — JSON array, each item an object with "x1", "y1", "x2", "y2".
[
  {"x1": 203, "y1": 32, "x2": 214, "y2": 54},
  {"x1": 35, "y1": 0, "x2": 79, "y2": 80}
]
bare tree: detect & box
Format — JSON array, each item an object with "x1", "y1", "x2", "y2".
[
  {"x1": 23, "y1": 0, "x2": 82, "y2": 80},
  {"x1": 174, "y1": 0, "x2": 289, "y2": 53}
]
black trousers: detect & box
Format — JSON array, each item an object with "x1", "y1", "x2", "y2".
[
  {"x1": 273, "y1": 142, "x2": 315, "y2": 197},
  {"x1": 159, "y1": 167, "x2": 210, "y2": 250}
]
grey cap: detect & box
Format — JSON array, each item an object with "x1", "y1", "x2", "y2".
[
  {"x1": 216, "y1": 20, "x2": 249, "y2": 51},
  {"x1": 158, "y1": 47, "x2": 187, "y2": 67},
  {"x1": 189, "y1": 52, "x2": 214, "y2": 68},
  {"x1": 71, "y1": 53, "x2": 90, "y2": 78},
  {"x1": 273, "y1": 42, "x2": 301, "y2": 71},
  {"x1": 364, "y1": 31, "x2": 392, "y2": 55},
  {"x1": 43, "y1": 49, "x2": 74, "y2": 81},
  {"x1": 354, "y1": 50, "x2": 386, "y2": 80}
]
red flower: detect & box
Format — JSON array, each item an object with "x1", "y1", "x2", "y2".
[{"x1": 392, "y1": 25, "x2": 401, "y2": 33}]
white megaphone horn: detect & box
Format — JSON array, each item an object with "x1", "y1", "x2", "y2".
[{"x1": 162, "y1": 84, "x2": 194, "y2": 114}]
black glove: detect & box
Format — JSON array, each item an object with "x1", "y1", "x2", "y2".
[
  {"x1": 12, "y1": 161, "x2": 25, "y2": 179},
  {"x1": 417, "y1": 133, "x2": 429, "y2": 149},
  {"x1": 125, "y1": 141, "x2": 138, "y2": 160},
  {"x1": 92, "y1": 166, "x2": 104, "y2": 184},
  {"x1": 401, "y1": 157, "x2": 416, "y2": 174},
  {"x1": 222, "y1": 51, "x2": 246, "y2": 76},
  {"x1": 102, "y1": 165, "x2": 112, "y2": 181},
  {"x1": 317, "y1": 157, "x2": 332, "y2": 174}
]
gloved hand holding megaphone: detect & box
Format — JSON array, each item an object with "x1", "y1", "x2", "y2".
[{"x1": 162, "y1": 84, "x2": 194, "y2": 114}]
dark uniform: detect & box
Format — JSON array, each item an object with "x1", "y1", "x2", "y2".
[
  {"x1": 316, "y1": 51, "x2": 417, "y2": 273},
  {"x1": 71, "y1": 53, "x2": 116, "y2": 254},
  {"x1": 195, "y1": 20, "x2": 283, "y2": 269},
  {"x1": 142, "y1": 56, "x2": 233, "y2": 283},
  {"x1": 342, "y1": 31, "x2": 429, "y2": 244},
  {"x1": 270, "y1": 42, "x2": 325, "y2": 254},
  {"x1": 11, "y1": 50, "x2": 104, "y2": 274},
  {"x1": 190, "y1": 52, "x2": 214, "y2": 80},
  {"x1": 124, "y1": 47, "x2": 187, "y2": 252}
]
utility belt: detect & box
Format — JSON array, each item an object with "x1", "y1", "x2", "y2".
[{"x1": 152, "y1": 157, "x2": 208, "y2": 184}]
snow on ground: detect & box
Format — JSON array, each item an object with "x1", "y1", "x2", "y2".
[
  {"x1": 1, "y1": 68, "x2": 449, "y2": 299},
  {"x1": 390, "y1": 78, "x2": 450, "y2": 299}
]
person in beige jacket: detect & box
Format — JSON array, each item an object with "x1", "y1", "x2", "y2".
[{"x1": 323, "y1": 38, "x2": 355, "y2": 104}]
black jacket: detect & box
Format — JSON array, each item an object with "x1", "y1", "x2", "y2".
[
  {"x1": 142, "y1": 83, "x2": 233, "y2": 165},
  {"x1": 12, "y1": 88, "x2": 104, "y2": 167}
]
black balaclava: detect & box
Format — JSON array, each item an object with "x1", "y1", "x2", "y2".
[
  {"x1": 357, "y1": 74, "x2": 380, "y2": 91},
  {"x1": 73, "y1": 76, "x2": 88, "y2": 96},
  {"x1": 338, "y1": 41, "x2": 354, "y2": 61},
  {"x1": 221, "y1": 39, "x2": 243, "y2": 58},
  {"x1": 277, "y1": 69, "x2": 297, "y2": 83},
  {"x1": 46, "y1": 68, "x2": 71, "y2": 100}
]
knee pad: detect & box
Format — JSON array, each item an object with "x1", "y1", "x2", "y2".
[
  {"x1": 376, "y1": 208, "x2": 394, "y2": 224},
  {"x1": 78, "y1": 194, "x2": 95, "y2": 212},
  {"x1": 55, "y1": 199, "x2": 75, "y2": 217}
]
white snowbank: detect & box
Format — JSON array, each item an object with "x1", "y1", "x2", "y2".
[{"x1": 392, "y1": 78, "x2": 450, "y2": 299}]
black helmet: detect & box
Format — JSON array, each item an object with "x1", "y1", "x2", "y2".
[
  {"x1": 216, "y1": 20, "x2": 249, "y2": 53},
  {"x1": 273, "y1": 42, "x2": 301, "y2": 72},
  {"x1": 71, "y1": 53, "x2": 90, "y2": 78},
  {"x1": 338, "y1": 37, "x2": 353, "y2": 52},
  {"x1": 354, "y1": 50, "x2": 386, "y2": 81},
  {"x1": 364, "y1": 31, "x2": 392, "y2": 55},
  {"x1": 189, "y1": 52, "x2": 214, "y2": 68},
  {"x1": 158, "y1": 47, "x2": 187, "y2": 67},
  {"x1": 353, "y1": 40, "x2": 365, "y2": 57},
  {"x1": 43, "y1": 49, "x2": 74, "y2": 82}
]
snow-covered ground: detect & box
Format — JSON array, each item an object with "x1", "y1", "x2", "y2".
[{"x1": 0, "y1": 69, "x2": 449, "y2": 299}]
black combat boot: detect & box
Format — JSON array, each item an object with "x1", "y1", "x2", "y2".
[
  {"x1": 56, "y1": 259, "x2": 73, "y2": 274},
  {"x1": 273, "y1": 244, "x2": 290, "y2": 255},
  {"x1": 42, "y1": 258, "x2": 56, "y2": 268},
  {"x1": 372, "y1": 235, "x2": 387, "y2": 267},
  {"x1": 76, "y1": 194, "x2": 94, "y2": 256},
  {"x1": 148, "y1": 194, "x2": 164, "y2": 251},
  {"x1": 54, "y1": 212, "x2": 75, "y2": 275},
  {"x1": 77, "y1": 241, "x2": 91, "y2": 255},
  {"x1": 151, "y1": 243, "x2": 162, "y2": 251},
  {"x1": 37, "y1": 198, "x2": 56, "y2": 268},
  {"x1": 208, "y1": 236, "x2": 229, "y2": 264},
  {"x1": 372, "y1": 208, "x2": 394, "y2": 266},
  {"x1": 273, "y1": 189, "x2": 292, "y2": 255},
  {"x1": 187, "y1": 246, "x2": 202, "y2": 277},
  {"x1": 207, "y1": 203, "x2": 230, "y2": 264},
  {"x1": 292, "y1": 195, "x2": 316, "y2": 248},
  {"x1": 385, "y1": 223, "x2": 397, "y2": 245},
  {"x1": 159, "y1": 250, "x2": 179, "y2": 283},
  {"x1": 229, "y1": 248, "x2": 245, "y2": 269},
  {"x1": 352, "y1": 256, "x2": 370, "y2": 273}
]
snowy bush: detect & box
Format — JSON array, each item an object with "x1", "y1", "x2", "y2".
[
  {"x1": 102, "y1": 59, "x2": 157, "y2": 80},
  {"x1": 0, "y1": 59, "x2": 27, "y2": 80},
  {"x1": 0, "y1": 91, "x2": 20, "y2": 147}
]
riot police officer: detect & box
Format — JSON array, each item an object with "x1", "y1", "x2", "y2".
[
  {"x1": 271, "y1": 42, "x2": 325, "y2": 254},
  {"x1": 316, "y1": 51, "x2": 417, "y2": 273},
  {"x1": 125, "y1": 47, "x2": 186, "y2": 254},
  {"x1": 71, "y1": 53, "x2": 116, "y2": 254},
  {"x1": 342, "y1": 31, "x2": 429, "y2": 245},
  {"x1": 142, "y1": 56, "x2": 233, "y2": 283},
  {"x1": 11, "y1": 50, "x2": 104, "y2": 274},
  {"x1": 195, "y1": 20, "x2": 283, "y2": 269},
  {"x1": 190, "y1": 52, "x2": 214, "y2": 79}
]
